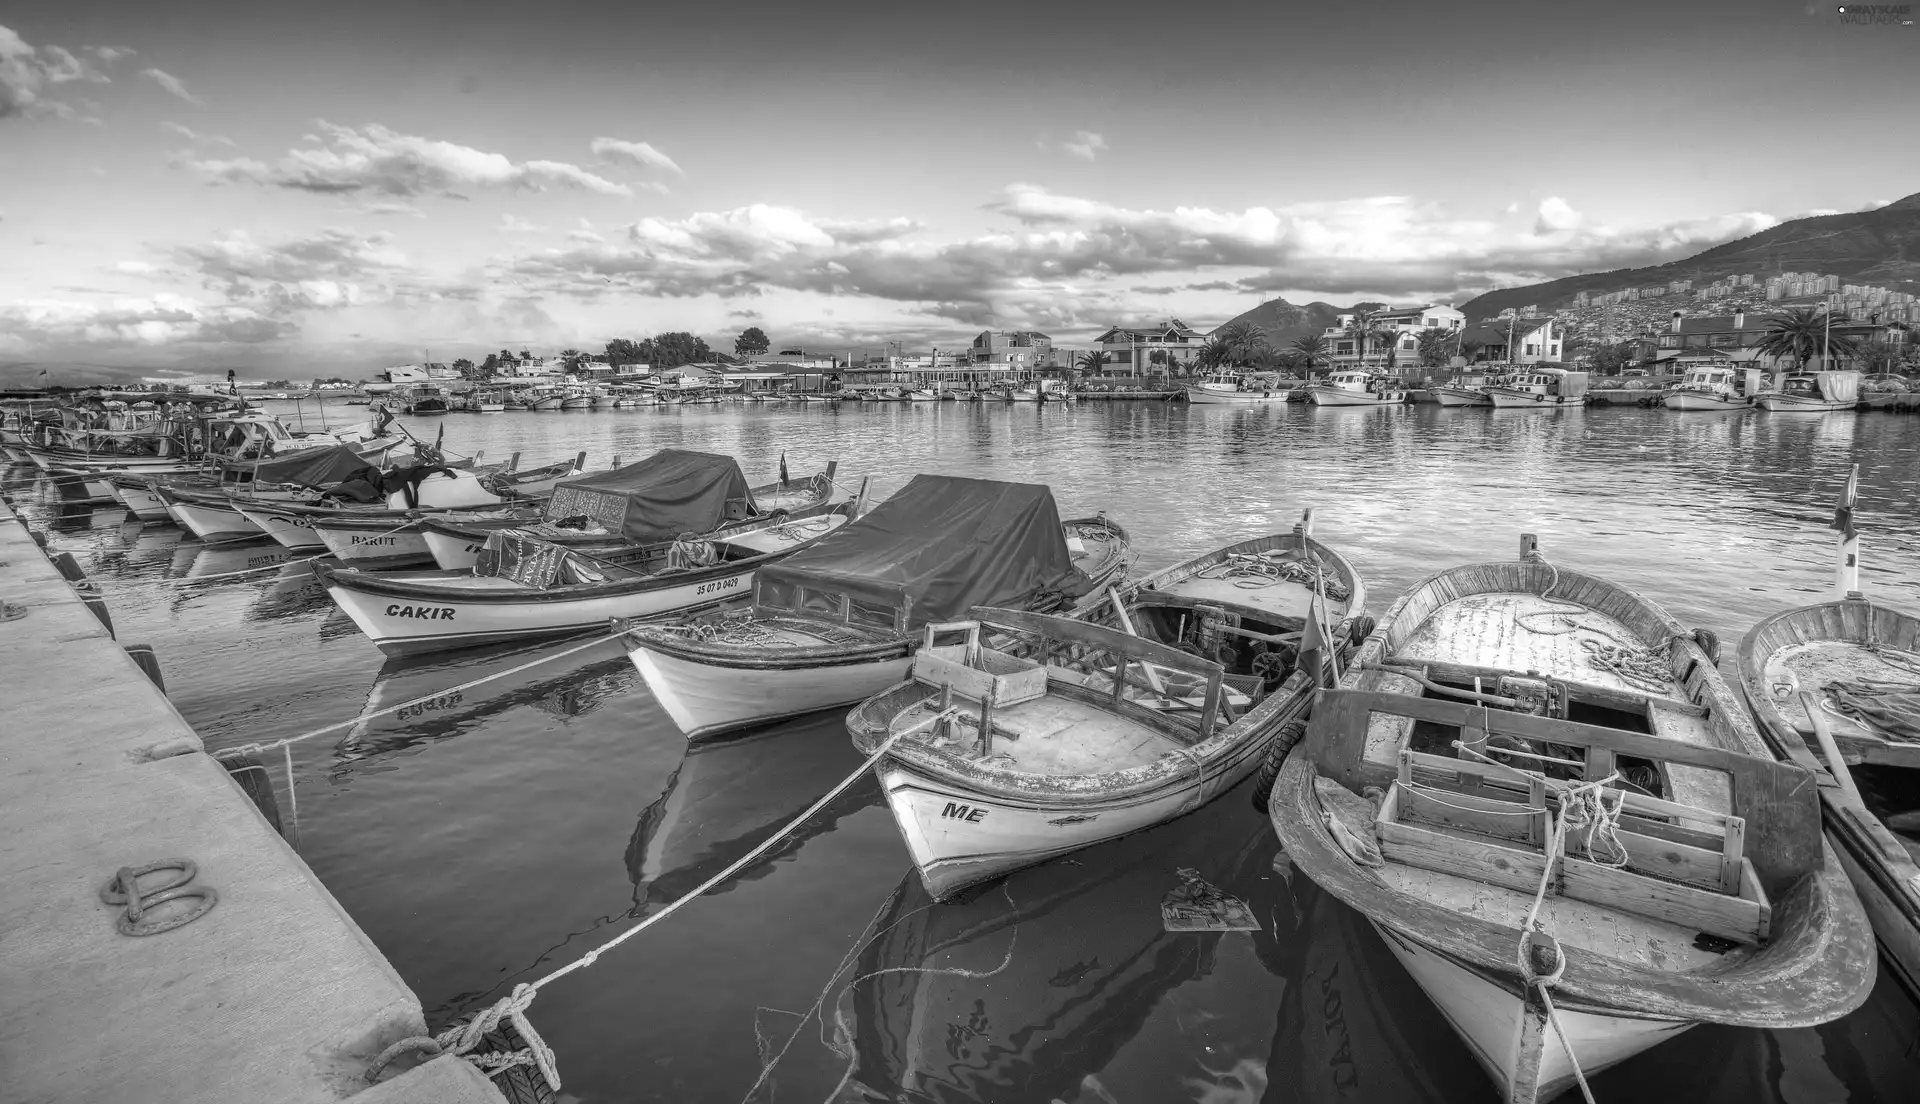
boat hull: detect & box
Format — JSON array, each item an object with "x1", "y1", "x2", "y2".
[
  {"x1": 630, "y1": 643, "x2": 913, "y2": 740},
  {"x1": 161, "y1": 492, "x2": 266, "y2": 543},
  {"x1": 1756, "y1": 394, "x2": 1852, "y2": 412},
  {"x1": 113, "y1": 481, "x2": 175, "y2": 522},
  {"x1": 1370, "y1": 921, "x2": 1694, "y2": 1103},
  {"x1": 1663, "y1": 391, "x2": 1751, "y2": 411},
  {"x1": 1307, "y1": 387, "x2": 1404, "y2": 407},
  {"x1": 1485, "y1": 390, "x2": 1580, "y2": 408},
  {"x1": 312, "y1": 520, "x2": 434, "y2": 569},
  {"x1": 874, "y1": 722, "x2": 1271, "y2": 900},
  {"x1": 1187, "y1": 387, "x2": 1285, "y2": 404},
  {"x1": 233, "y1": 503, "x2": 332, "y2": 551},
  {"x1": 324, "y1": 564, "x2": 766, "y2": 656},
  {"x1": 1431, "y1": 387, "x2": 1491, "y2": 407},
  {"x1": 422, "y1": 525, "x2": 492, "y2": 571}
]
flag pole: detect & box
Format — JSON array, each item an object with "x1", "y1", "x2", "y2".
[{"x1": 1834, "y1": 463, "x2": 1861, "y2": 601}]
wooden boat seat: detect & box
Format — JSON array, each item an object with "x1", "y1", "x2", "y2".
[
  {"x1": 895, "y1": 695, "x2": 1182, "y2": 775},
  {"x1": 1158, "y1": 576, "x2": 1324, "y2": 622}
]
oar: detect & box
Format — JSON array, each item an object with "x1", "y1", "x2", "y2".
[{"x1": 1801, "y1": 690, "x2": 1865, "y2": 806}]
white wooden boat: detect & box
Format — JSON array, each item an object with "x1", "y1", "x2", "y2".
[
  {"x1": 236, "y1": 465, "x2": 548, "y2": 553},
  {"x1": 1307, "y1": 371, "x2": 1408, "y2": 407},
  {"x1": 1267, "y1": 535, "x2": 1873, "y2": 1103},
  {"x1": 908, "y1": 389, "x2": 941, "y2": 402},
  {"x1": 1187, "y1": 370, "x2": 1286, "y2": 404},
  {"x1": 107, "y1": 475, "x2": 173, "y2": 521},
  {"x1": 320, "y1": 501, "x2": 857, "y2": 656},
  {"x1": 1737, "y1": 466, "x2": 1920, "y2": 998},
  {"x1": 1485, "y1": 368, "x2": 1588, "y2": 408},
  {"x1": 1663, "y1": 366, "x2": 1761, "y2": 411},
  {"x1": 1756, "y1": 370, "x2": 1861, "y2": 412},
  {"x1": 849, "y1": 591, "x2": 1356, "y2": 901},
  {"x1": 623, "y1": 477, "x2": 1133, "y2": 739},
  {"x1": 1432, "y1": 385, "x2": 1493, "y2": 407}
]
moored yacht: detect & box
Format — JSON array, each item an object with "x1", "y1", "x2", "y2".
[
  {"x1": 1485, "y1": 367, "x2": 1588, "y2": 408},
  {"x1": 1306, "y1": 370, "x2": 1408, "y2": 407},
  {"x1": 1187, "y1": 369, "x2": 1286, "y2": 404}
]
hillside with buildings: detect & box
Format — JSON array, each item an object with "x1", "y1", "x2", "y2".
[{"x1": 1459, "y1": 192, "x2": 1920, "y2": 322}]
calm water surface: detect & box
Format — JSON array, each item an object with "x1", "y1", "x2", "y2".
[{"x1": 9, "y1": 400, "x2": 1920, "y2": 1104}]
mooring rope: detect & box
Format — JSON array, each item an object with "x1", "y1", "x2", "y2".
[
  {"x1": 1512, "y1": 552, "x2": 1674, "y2": 695},
  {"x1": 1514, "y1": 772, "x2": 1624, "y2": 1104},
  {"x1": 1194, "y1": 549, "x2": 1352, "y2": 600}
]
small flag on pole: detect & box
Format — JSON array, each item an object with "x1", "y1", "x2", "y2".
[
  {"x1": 779, "y1": 452, "x2": 789, "y2": 487},
  {"x1": 1832, "y1": 465, "x2": 1858, "y2": 542}
]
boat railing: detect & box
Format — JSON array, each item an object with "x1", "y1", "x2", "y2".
[{"x1": 968, "y1": 605, "x2": 1227, "y2": 739}]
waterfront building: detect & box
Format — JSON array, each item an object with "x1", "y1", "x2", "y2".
[
  {"x1": 1323, "y1": 305, "x2": 1466, "y2": 367},
  {"x1": 967, "y1": 330, "x2": 1057, "y2": 371},
  {"x1": 1457, "y1": 317, "x2": 1561, "y2": 365},
  {"x1": 1091, "y1": 320, "x2": 1206, "y2": 378}
]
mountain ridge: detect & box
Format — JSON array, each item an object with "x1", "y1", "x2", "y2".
[{"x1": 1456, "y1": 193, "x2": 1920, "y2": 320}]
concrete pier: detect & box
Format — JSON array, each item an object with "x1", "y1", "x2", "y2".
[{"x1": 0, "y1": 498, "x2": 504, "y2": 1104}]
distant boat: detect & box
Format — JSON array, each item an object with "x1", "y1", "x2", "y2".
[
  {"x1": 1187, "y1": 370, "x2": 1286, "y2": 404},
  {"x1": 1306, "y1": 370, "x2": 1408, "y2": 407},
  {"x1": 1483, "y1": 367, "x2": 1588, "y2": 408},
  {"x1": 1756, "y1": 369, "x2": 1861, "y2": 412},
  {"x1": 1664, "y1": 365, "x2": 1760, "y2": 411}
]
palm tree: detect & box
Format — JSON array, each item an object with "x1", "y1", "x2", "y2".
[
  {"x1": 1757, "y1": 306, "x2": 1860, "y2": 371},
  {"x1": 1415, "y1": 328, "x2": 1451, "y2": 368},
  {"x1": 1289, "y1": 334, "x2": 1329, "y2": 376},
  {"x1": 1214, "y1": 320, "x2": 1271, "y2": 368},
  {"x1": 1192, "y1": 336, "x2": 1232, "y2": 374},
  {"x1": 1076, "y1": 349, "x2": 1111, "y2": 379},
  {"x1": 1341, "y1": 310, "x2": 1379, "y2": 368}
]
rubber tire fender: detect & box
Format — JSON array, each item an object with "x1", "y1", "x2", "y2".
[{"x1": 1250, "y1": 719, "x2": 1310, "y2": 812}]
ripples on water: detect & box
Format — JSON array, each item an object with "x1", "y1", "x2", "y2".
[{"x1": 8, "y1": 401, "x2": 1920, "y2": 1103}]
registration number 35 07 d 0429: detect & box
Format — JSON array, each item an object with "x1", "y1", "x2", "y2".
[{"x1": 695, "y1": 576, "x2": 743, "y2": 597}]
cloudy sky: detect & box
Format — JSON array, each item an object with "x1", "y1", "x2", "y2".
[{"x1": 1, "y1": 1, "x2": 1914, "y2": 380}]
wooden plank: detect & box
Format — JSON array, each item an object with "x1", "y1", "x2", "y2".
[
  {"x1": 1719, "y1": 815, "x2": 1747, "y2": 895},
  {"x1": 1399, "y1": 787, "x2": 1538, "y2": 844},
  {"x1": 1607, "y1": 827, "x2": 1728, "y2": 890},
  {"x1": 1378, "y1": 820, "x2": 1549, "y2": 896},
  {"x1": 1400, "y1": 657, "x2": 1706, "y2": 716},
  {"x1": 1561, "y1": 857, "x2": 1763, "y2": 945}
]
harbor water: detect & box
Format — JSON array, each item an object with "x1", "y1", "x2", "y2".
[{"x1": 8, "y1": 399, "x2": 1920, "y2": 1104}]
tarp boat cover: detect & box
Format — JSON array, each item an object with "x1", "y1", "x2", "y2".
[
  {"x1": 243, "y1": 442, "x2": 387, "y2": 488},
  {"x1": 1816, "y1": 370, "x2": 1862, "y2": 403},
  {"x1": 754, "y1": 474, "x2": 1090, "y2": 629},
  {"x1": 542, "y1": 449, "x2": 757, "y2": 544}
]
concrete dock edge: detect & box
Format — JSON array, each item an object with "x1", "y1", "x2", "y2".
[{"x1": 0, "y1": 497, "x2": 506, "y2": 1104}]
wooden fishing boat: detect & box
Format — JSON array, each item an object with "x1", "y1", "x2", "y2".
[
  {"x1": 1662, "y1": 365, "x2": 1762, "y2": 411},
  {"x1": 233, "y1": 462, "x2": 555, "y2": 553},
  {"x1": 622, "y1": 476, "x2": 1133, "y2": 739},
  {"x1": 1737, "y1": 465, "x2": 1920, "y2": 998},
  {"x1": 1432, "y1": 369, "x2": 1505, "y2": 408},
  {"x1": 1267, "y1": 535, "x2": 1874, "y2": 1103},
  {"x1": 1186, "y1": 369, "x2": 1286, "y2": 404},
  {"x1": 416, "y1": 456, "x2": 837, "y2": 570},
  {"x1": 1756, "y1": 370, "x2": 1861, "y2": 412},
  {"x1": 847, "y1": 590, "x2": 1354, "y2": 901},
  {"x1": 319, "y1": 457, "x2": 859, "y2": 656},
  {"x1": 1307, "y1": 370, "x2": 1408, "y2": 407},
  {"x1": 1485, "y1": 367, "x2": 1588, "y2": 408}
]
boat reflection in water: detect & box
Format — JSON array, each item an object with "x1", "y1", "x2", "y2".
[
  {"x1": 837, "y1": 787, "x2": 1281, "y2": 1104},
  {"x1": 625, "y1": 711, "x2": 883, "y2": 909},
  {"x1": 338, "y1": 636, "x2": 635, "y2": 759}
]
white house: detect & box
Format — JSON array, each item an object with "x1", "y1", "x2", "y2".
[
  {"x1": 1092, "y1": 320, "x2": 1206, "y2": 377},
  {"x1": 1323, "y1": 305, "x2": 1466, "y2": 367}
]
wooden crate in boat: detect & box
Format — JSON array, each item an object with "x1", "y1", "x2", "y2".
[
  {"x1": 1371, "y1": 748, "x2": 1773, "y2": 945},
  {"x1": 912, "y1": 620, "x2": 1048, "y2": 706}
]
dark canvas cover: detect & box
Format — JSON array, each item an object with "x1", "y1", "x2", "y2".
[
  {"x1": 247, "y1": 443, "x2": 383, "y2": 489},
  {"x1": 543, "y1": 448, "x2": 756, "y2": 544},
  {"x1": 755, "y1": 475, "x2": 1084, "y2": 627}
]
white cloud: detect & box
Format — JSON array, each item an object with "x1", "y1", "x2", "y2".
[
  {"x1": 186, "y1": 122, "x2": 631, "y2": 199},
  {"x1": 498, "y1": 214, "x2": 545, "y2": 233},
  {"x1": 1505, "y1": 201, "x2": 1520, "y2": 214},
  {"x1": 589, "y1": 137, "x2": 683, "y2": 175},
  {"x1": 1, "y1": 25, "x2": 98, "y2": 120},
  {"x1": 114, "y1": 260, "x2": 160, "y2": 274},
  {"x1": 86, "y1": 46, "x2": 136, "y2": 64},
  {"x1": 162, "y1": 120, "x2": 233, "y2": 145},
  {"x1": 0, "y1": 294, "x2": 295, "y2": 351},
  {"x1": 141, "y1": 68, "x2": 205, "y2": 106},
  {"x1": 1534, "y1": 196, "x2": 1583, "y2": 233},
  {"x1": 1061, "y1": 131, "x2": 1107, "y2": 162}
]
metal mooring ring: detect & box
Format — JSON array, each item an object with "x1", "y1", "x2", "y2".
[
  {"x1": 99, "y1": 859, "x2": 198, "y2": 905},
  {"x1": 115, "y1": 885, "x2": 218, "y2": 936}
]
